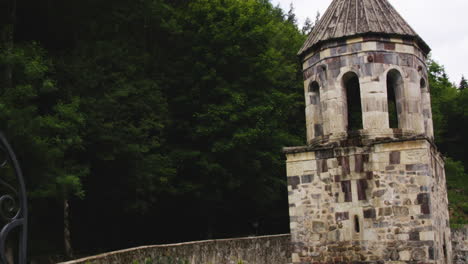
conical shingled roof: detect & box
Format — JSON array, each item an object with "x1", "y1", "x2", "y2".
[{"x1": 298, "y1": 0, "x2": 430, "y2": 56}]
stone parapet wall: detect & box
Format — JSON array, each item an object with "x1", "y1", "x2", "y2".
[
  {"x1": 57, "y1": 229, "x2": 466, "y2": 264},
  {"x1": 58, "y1": 234, "x2": 291, "y2": 264}
]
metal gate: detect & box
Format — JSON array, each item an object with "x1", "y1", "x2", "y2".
[{"x1": 0, "y1": 133, "x2": 27, "y2": 264}]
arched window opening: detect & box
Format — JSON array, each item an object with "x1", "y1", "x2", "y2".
[
  {"x1": 309, "y1": 81, "x2": 320, "y2": 105},
  {"x1": 354, "y1": 215, "x2": 360, "y2": 233},
  {"x1": 420, "y1": 78, "x2": 426, "y2": 89},
  {"x1": 387, "y1": 70, "x2": 404, "y2": 129},
  {"x1": 309, "y1": 81, "x2": 323, "y2": 137},
  {"x1": 342, "y1": 72, "x2": 363, "y2": 131}
]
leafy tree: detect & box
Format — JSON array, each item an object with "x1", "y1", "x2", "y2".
[
  {"x1": 445, "y1": 158, "x2": 468, "y2": 226},
  {"x1": 162, "y1": 0, "x2": 305, "y2": 237},
  {"x1": 0, "y1": 42, "x2": 87, "y2": 258},
  {"x1": 428, "y1": 59, "x2": 468, "y2": 225}
]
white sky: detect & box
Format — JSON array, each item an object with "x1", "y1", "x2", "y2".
[{"x1": 272, "y1": 0, "x2": 468, "y2": 84}]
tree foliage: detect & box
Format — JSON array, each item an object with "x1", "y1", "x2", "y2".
[
  {"x1": 6, "y1": 0, "x2": 306, "y2": 258},
  {"x1": 428, "y1": 59, "x2": 468, "y2": 225}
]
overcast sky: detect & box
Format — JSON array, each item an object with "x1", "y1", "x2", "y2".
[{"x1": 272, "y1": 0, "x2": 468, "y2": 84}]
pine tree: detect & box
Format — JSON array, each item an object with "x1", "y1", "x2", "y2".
[
  {"x1": 459, "y1": 75, "x2": 468, "y2": 90},
  {"x1": 302, "y1": 17, "x2": 313, "y2": 35},
  {"x1": 287, "y1": 3, "x2": 297, "y2": 25},
  {"x1": 315, "y1": 11, "x2": 321, "y2": 25}
]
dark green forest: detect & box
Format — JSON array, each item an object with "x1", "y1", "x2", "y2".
[{"x1": 0, "y1": 0, "x2": 466, "y2": 262}]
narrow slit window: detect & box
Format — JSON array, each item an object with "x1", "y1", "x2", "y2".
[
  {"x1": 387, "y1": 70, "x2": 404, "y2": 128},
  {"x1": 354, "y1": 215, "x2": 360, "y2": 233},
  {"x1": 342, "y1": 72, "x2": 363, "y2": 131},
  {"x1": 443, "y1": 241, "x2": 447, "y2": 261}
]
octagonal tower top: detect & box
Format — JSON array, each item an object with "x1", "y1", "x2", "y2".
[{"x1": 298, "y1": 0, "x2": 430, "y2": 57}]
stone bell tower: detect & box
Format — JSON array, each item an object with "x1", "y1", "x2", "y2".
[{"x1": 284, "y1": 0, "x2": 452, "y2": 263}]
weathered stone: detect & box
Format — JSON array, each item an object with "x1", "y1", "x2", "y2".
[
  {"x1": 316, "y1": 149, "x2": 334, "y2": 159},
  {"x1": 336, "y1": 212, "x2": 349, "y2": 221},
  {"x1": 411, "y1": 248, "x2": 426, "y2": 261},
  {"x1": 406, "y1": 164, "x2": 429, "y2": 171},
  {"x1": 409, "y1": 232, "x2": 420, "y2": 241},
  {"x1": 288, "y1": 176, "x2": 300, "y2": 190},
  {"x1": 316, "y1": 159, "x2": 328, "y2": 173},
  {"x1": 392, "y1": 206, "x2": 410, "y2": 216},
  {"x1": 341, "y1": 181, "x2": 352, "y2": 202},
  {"x1": 357, "y1": 179, "x2": 368, "y2": 201},
  {"x1": 339, "y1": 156, "x2": 351, "y2": 175},
  {"x1": 390, "y1": 151, "x2": 401, "y2": 164},
  {"x1": 312, "y1": 221, "x2": 326, "y2": 233},
  {"x1": 314, "y1": 124, "x2": 324, "y2": 137},
  {"x1": 363, "y1": 208, "x2": 376, "y2": 219},
  {"x1": 389, "y1": 249, "x2": 400, "y2": 260},
  {"x1": 428, "y1": 247, "x2": 435, "y2": 260},
  {"x1": 355, "y1": 154, "x2": 364, "y2": 173},
  {"x1": 417, "y1": 193, "x2": 431, "y2": 214},
  {"x1": 373, "y1": 189, "x2": 387, "y2": 198},
  {"x1": 301, "y1": 174, "x2": 313, "y2": 184},
  {"x1": 379, "y1": 207, "x2": 393, "y2": 216}
]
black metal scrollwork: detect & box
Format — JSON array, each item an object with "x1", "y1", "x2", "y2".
[{"x1": 0, "y1": 133, "x2": 27, "y2": 264}]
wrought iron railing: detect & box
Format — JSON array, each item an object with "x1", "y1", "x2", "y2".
[{"x1": 0, "y1": 133, "x2": 27, "y2": 264}]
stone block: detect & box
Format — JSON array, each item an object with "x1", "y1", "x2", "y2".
[
  {"x1": 301, "y1": 174, "x2": 314, "y2": 184},
  {"x1": 312, "y1": 221, "x2": 326, "y2": 233},
  {"x1": 399, "y1": 250, "x2": 411, "y2": 261},
  {"x1": 363, "y1": 208, "x2": 376, "y2": 219},
  {"x1": 288, "y1": 176, "x2": 300, "y2": 190},
  {"x1": 379, "y1": 207, "x2": 393, "y2": 216},
  {"x1": 390, "y1": 151, "x2": 401, "y2": 164},
  {"x1": 336, "y1": 212, "x2": 349, "y2": 221},
  {"x1": 316, "y1": 159, "x2": 328, "y2": 173},
  {"x1": 341, "y1": 181, "x2": 352, "y2": 202},
  {"x1": 411, "y1": 248, "x2": 426, "y2": 261},
  {"x1": 392, "y1": 206, "x2": 410, "y2": 216},
  {"x1": 416, "y1": 193, "x2": 431, "y2": 214},
  {"x1": 409, "y1": 232, "x2": 420, "y2": 241},
  {"x1": 357, "y1": 180, "x2": 368, "y2": 200},
  {"x1": 420, "y1": 231, "x2": 434, "y2": 241}
]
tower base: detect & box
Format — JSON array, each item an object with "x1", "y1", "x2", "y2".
[{"x1": 285, "y1": 136, "x2": 452, "y2": 264}]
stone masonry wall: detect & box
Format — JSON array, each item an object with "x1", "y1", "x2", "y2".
[
  {"x1": 451, "y1": 227, "x2": 468, "y2": 264},
  {"x1": 58, "y1": 234, "x2": 291, "y2": 264},
  {"x1": 57, "y1": 229, "x2": 466, "y2": 264},
  {"x1": 285, "y1": 138, "x2": 452, "y2": 264}
]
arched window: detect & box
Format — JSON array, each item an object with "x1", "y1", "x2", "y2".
[
  {"x1": 420, "y1": 78, "x2": 426, "y2": 89},
  {"x1": 387, "y1": 70, "x2": 404, "y2": 128},
  {"x1": 309, "y1": 81, "x2": 320, "y2": 105},
  {"x1": 342, "y1": 72, "x2": 363, "y2": 131},
  {"x1": 309, "y1": 81, "x2": 323, "y2": 137}
]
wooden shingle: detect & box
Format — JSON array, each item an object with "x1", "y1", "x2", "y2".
[{"x1": 298, "y1": 0, "x2": 430, "y2": 56}]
